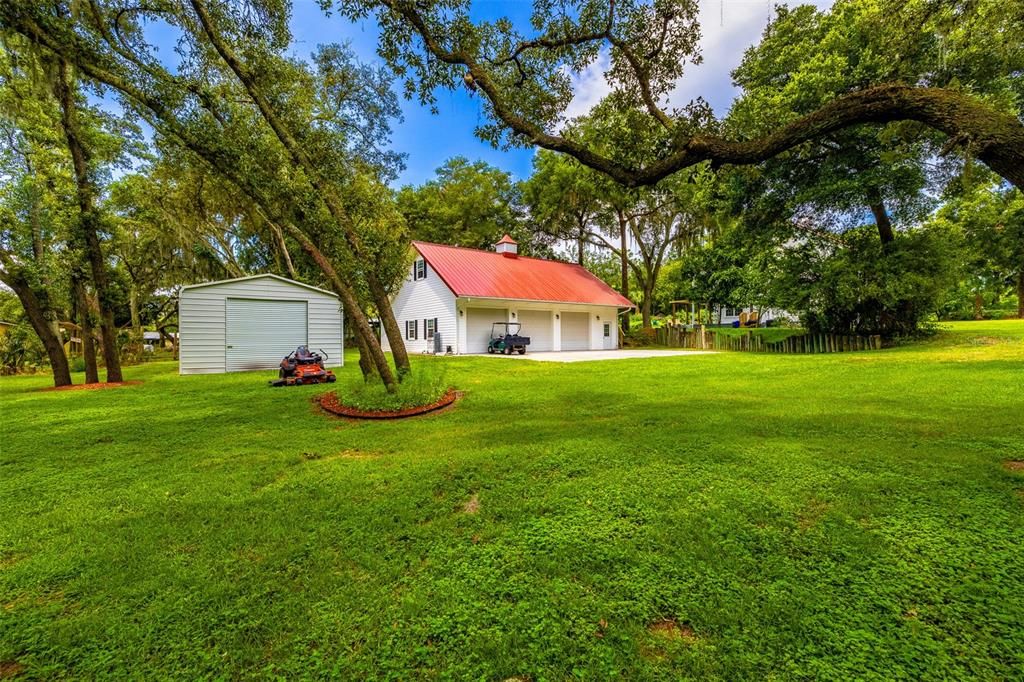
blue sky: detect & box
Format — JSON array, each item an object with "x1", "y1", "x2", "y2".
[
  {"x1": 286, "y1": 1, "x2": 833, "y2": 187},
  {"x1": 136, "y1": 1, "x2": 831, "y2": 188}
]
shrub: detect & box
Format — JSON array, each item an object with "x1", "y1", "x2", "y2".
[
  {"x1": 622, "y1": 327, "x2": 656, "y2": 347},
  {"x1": 779, "y1": 225, "x2": 959, "y2": 338},
  {"x1": 0, "y1": 322, "x2": 46, "y2": 374},
  {"x1": 334, "y1": 361, "x2": 449, "y2": 412}
]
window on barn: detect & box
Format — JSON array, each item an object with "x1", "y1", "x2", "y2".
[
  {"x1": 413, "y1": 259, "x2": 427, "y2": 280},
  {"x1": 425, "y1": 318, "x2": 436, "y2": 340},
  {"x1": 405, "y1": 320, "x2": 418, "y2": 340},
  {"x1": 603, "y1": 323, "x2": 611, "y2": 338}
]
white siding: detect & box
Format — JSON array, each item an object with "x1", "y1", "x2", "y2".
[
  {"x1": 179, "y1": 275, "x2": 343, "y2": 374},
  {"x1": 384, "y1": 259, "x2": 458, "y2": 354}
]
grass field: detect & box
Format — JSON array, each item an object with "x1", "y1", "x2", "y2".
[{"x1": 2, "y1": 320, "x2": 1022, "y2": 679}]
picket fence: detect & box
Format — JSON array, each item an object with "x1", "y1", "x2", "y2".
[{"x1": 653, "y1": 326, "x2": 883, "y2": 354}]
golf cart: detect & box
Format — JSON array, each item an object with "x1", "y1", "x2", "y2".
[{"x1": 487, "y1": 322, "x2": 530, "y2": 355}]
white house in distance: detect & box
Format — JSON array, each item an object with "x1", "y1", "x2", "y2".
[
  {"x1": 714, "y1": 305, "x2": 799, "y2": 327},
  {"x1": 178, "y1": 274, "x2": 343, "y2": 374},
  {"x1": 383, "y1": 236, "x2": 633, "y2": 355}
]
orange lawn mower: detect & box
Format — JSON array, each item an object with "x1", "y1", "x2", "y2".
[{"x1": 269, "y1": 346, "x2": 337, "y2": 387}]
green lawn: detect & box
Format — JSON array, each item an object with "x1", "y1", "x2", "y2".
[{"x1": 2, "y1": 320, "x2": 1023, "y2": 680}]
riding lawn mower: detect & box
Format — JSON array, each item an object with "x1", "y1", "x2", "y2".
[{"x1": 269, "y1": 346, "x2": 337, "y2": 386}]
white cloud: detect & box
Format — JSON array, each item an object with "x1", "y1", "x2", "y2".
[
  {"x1": 562, "y1": 49, "x2": 613, "y2": 122},
  {"x1": 563, "y1": 0, "x2": 835, "y2": 121}
]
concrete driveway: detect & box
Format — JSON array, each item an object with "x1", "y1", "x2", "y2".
[{"x1": 482, "y1": 349, "x2": 716, "y2": 363}]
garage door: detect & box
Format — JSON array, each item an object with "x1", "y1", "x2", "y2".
[
  {"x1": 226, "y1": 298, "x2": 307, "y2": 372},
  {"x1": 466, "y1": 307, "x2": 507, "y2": 353},
  {"x1": 560, "y1": 311, "x2": 590, "y2": 351},
  {"x1": 517, "y1": 309, "x2": 553, "y2": 351}
]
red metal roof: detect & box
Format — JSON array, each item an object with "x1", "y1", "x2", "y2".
[
  {"x1": 495, "y1": 234, "x2": 517, "y2": 245},
  {"x1": 413, "y1": 241, "x2": 634, "y2": 308}
]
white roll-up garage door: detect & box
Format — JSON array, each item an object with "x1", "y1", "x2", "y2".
[
  {"x1": 560, "y1": 311, "x2": 590, "y2": 351},
  {"x1": 466, "y1": 307, "x2": 507, "y2": 353},
  {"x1": 226, "y1": 298, "x2": 307, "y2": 371},
  {"x1": 517, "y1": 309, "x2": 553, "y2": 351}
]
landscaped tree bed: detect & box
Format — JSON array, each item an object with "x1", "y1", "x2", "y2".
[
  {"x1": 38, "y1": 381, "x2": 143, "y2": 392},
  {"x1": 318, "y1": 388, "x2": 459, "y2": 419}
]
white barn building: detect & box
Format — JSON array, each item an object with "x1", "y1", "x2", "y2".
[
  {"x1": 178, "y1": 274, "x2": 343, "y2": 374},
  {"x1": 383, "y1": 236, "x2": 633, "y2": 355}
]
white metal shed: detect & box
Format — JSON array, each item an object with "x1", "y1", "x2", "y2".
[{"x1": 178, "y1": 274, "x2": 343, "y2": 374}]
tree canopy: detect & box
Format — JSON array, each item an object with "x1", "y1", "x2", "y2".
[{"x1": 322, "y1": 0, "x2": 1024, "y2": 190}]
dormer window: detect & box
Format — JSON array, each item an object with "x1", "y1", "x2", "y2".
[{"x1": 413, "y1": 258, "x2": 427, "y2": 280}]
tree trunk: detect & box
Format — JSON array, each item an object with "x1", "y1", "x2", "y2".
[
  {"x1": 641, "y1": 290, "x2": 653, "y2": 329},
  {"x1": 282, "y1": 223, "x2": 398, "y2": 392},
  {"x1": 129, "y1": 286, "x2": 144, "y2": 358},
  {"x1": 973, "y1": 292, "x2": 984, "y2": 320},
  {"x1": 0, "y1": 268, "x2": 72, "y2": 387},
  {"x1": 72, "y1": 276, "x2": 100, "y2": 384},
  {"x1": 269, "y1": 220, "x2": 297, "y2": 279},
  {"x1": 347, "y1": 308, "x2": 377, "y2": 381},
  {"x1": 365, "y1": 275, "x2": 411, "y2": 380},
  {"x1": 55, "y1": 59, "x2": 123, "y2": 383},
  {"x1": 868, "y1": 192, "x2": 895, "y2": 245},
  {"x1": 618, "y1": 210, "x2": 631, "y2": 331}
]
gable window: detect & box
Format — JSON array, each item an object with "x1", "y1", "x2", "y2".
[
  {"x1": 603, "y1": 323, "x2": 611, "y2": 338},
  {"x1": 413, "y1": 258, "x2": 427, "y2": 280},
  {"x1": 425, "y1": 318, "x2": 436, "y2": 340},
  {"x1": 405, "y1": 320, "x2": 418, "y2": 340}
]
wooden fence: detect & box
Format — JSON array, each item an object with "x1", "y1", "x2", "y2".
[{"x1": 653, "y1": 326, "x2": 883, "y2": 354}]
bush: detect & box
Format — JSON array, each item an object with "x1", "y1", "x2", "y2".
[
  {"x1": 0, "y1": 322, "x2": 46, "y2": 374},
  {"x1": 622, "y1": 327, "x2": 656, "y2": 347},
  {"x1": 69, "y1": 355, "x2": 88, "y2": 373},
  {"x1": 780, "y1": 225, "x2": 959, "y2": 338},
  {"x1": 334, "y1": 361, "x2": 450, "y2": 412}
]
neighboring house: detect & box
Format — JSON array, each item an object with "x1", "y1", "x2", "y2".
[
  {"x1": 178, "y1": 274, "x2": 343, "y2": 374},
  {"x1": 714, "y1": 306, "x2": 799, "y2": 327},
  {"x1": 59, "y1": 321, "x2": 83, "y2": 356},
  {"x1": 383, "y1": 236, "x2": 633, "y2": 354}
]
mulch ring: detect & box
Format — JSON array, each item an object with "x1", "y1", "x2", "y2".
[
  {"x1": 1003, "y1": 460, "x2": 1024, "y2": 471},
  {"x1": 39, "y1": 380, "x2": 143, "y2": 392},
  {"x1": 319, "y1": 388, "x2": 461, "y2": 420}
]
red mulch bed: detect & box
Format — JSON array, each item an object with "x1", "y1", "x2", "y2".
[
  {"x1": 319, "y1": 388, "x2": 460, "y2": 419},
  {"x1": 38, "y1": 376, "x2": 144, "y2": 393},
  {"x1": 39, "y1": 380, "x2": 143, "y2": 392}
]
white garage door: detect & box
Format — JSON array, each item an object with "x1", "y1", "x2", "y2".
[
  {"x1": 226, "y1": 298, "x2": 307, "y2": 372},
  {"x1": 517, "y1": 309, "x2": 553, "y2": 351},
  {"x1": 466, "y1": 307, "x2": 507, "y2": 353},
  {"x1": 560, "y1": 311, "x2": 590, "y2": 351}
]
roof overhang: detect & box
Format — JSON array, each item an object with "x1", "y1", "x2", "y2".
[{"x1": 456, "y1": 295, "x2": 634, "y2": 310}]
